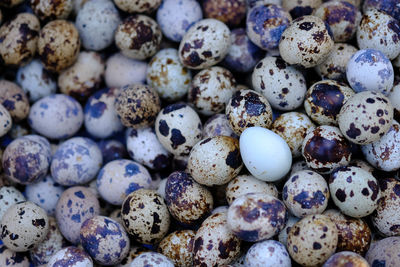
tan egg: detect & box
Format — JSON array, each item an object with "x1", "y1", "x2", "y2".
[
  {"x1": 158, "y1": 230, "x2": 195, "y2": 267},
  {"x1": 31, "y1": 0, "x2": 73, "y2": 21},
  {"x1": 287, "y1": 214, "x2": 338, "y2": 267},
  {"x1": 282, "y1": 0, "x2": 322, "y2": 18},
  {"x1": 323, "y1": 251, "x2": 369, "y2": 267},
  {"x1": 114, "y1": 0, "x2": 161, "y2": 13},
  {"x1": 0, "y1": 104, "x2": 11, "y2": 137},
  {"x1": 58, "y1": 51, "x2": 104, "y2": 101},
  {"x1": 0, "y1": 80, "x2": 30, "y2": 121},
  {"x1": 38, "y1": 20, "x2": 80, "y2": 72},
  {"x1": 188, "y1": 136, "x2": 243, "y2": 186},
  {"x1": 0, "y1": 13, "x2": 40, "y2": 66},
  {"x1": 203, "y1": 0, "x2": 246, "y2": 26}
]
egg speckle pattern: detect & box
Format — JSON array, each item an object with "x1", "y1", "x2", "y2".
[
  {"x1": 158, "y1": 230, "x2": 195, "y2": 267},
  {"x1": 0, "y1": 80, "x2": 30, "y2": 122},
  {"x1": 129, "y1": 252, "x2": 174, "y2": 267},
  {"x1": 365, "y1": 237, "x2": 400, "y2": 267},
  {"x1": 245, "y1": 240, "x2": 291, "y2": 267},
  {"x1": 0, "y1": 104, "x2": 12, "y2": 137},
  {"x1": 47, "y1": 246, "x2": 94, "y2": 267},
  {"x1": 0, "y1": 245, "x2": 30, "y2": 267},
  {"x1": 0, "y1": 186, "x2": 25, "y2": 222}
]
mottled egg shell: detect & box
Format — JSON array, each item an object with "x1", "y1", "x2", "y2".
[
  {"x1": 80, "y1": 216, "x2": 130, "y2": 265},
  {"x1": 346, "y1": 49, "x2": 394, "y2": 96},
  {"x1": 290, "y1": 159, "x2": 312, "y2": 175},
  {"x1": 390, "y1": 82, "x2": 400, "y2": 121},
  {"x1": 193, "y1": 212, "x2": 241, "y2": 266},
  {"x1": 2, "y1": 135, "x2": 51, "y2": 184},
  {"x1": 189, "y1": 66, "x2": 237, "y2": 116},
  {"x1": 227, "y1": 193, "x2": 287, "y2": 242},
  {"x1": 114, "y1": 0, "x2": 161, "y2": 13},
  {"x1": 38, "y1": 20, "x2": 80, "y2": 72},
  {"x1": 282, "y1": 0, "x2": 322, "y2": 18},
  {"x1": 31, "y1": 0, "x2": 73, "y2": 20},
  {"x1": 366, "y1": 236, "x2": 400, "y2": 267},
  {"x1": 279, "y1": 15, "x2": 334, "y2": 68},
  {"x1": 248, "y1": 0, "x2": 282, "y2": 8},
  {"x1": 28, "y1": 94, "x2": 84, "y2": 139},
  {"x1": 329, "y1": 166, "x2": 380, "y2": 218},
  {"x1": 203, "y1": 0, "x2": 245, "y2": 26},
  {"x1": 117, "y1": 245, "x2": 150, "y2": 267},
  {"x1": 76, "y1": 0, "x2": 121, "y2": 51},
  {"x1": 47, "y1": 246, "x2": 93, "y2": 267},
  {"x1": 0, "y1": 244, "x2": 30, "y2": 267},
  {"x1": 158, "y1": 230, "x2": 195, "y2": 267},
  {"x1": 287, "y1": 214, "x2": 338, "y2": 266},
  {"x1": 245, "y1": 240, "x2": 291, "y2": 267},
  {"x1": 0, "y1": 186, "x2": 25, "y2": 222},
  {"x1": 0, "y1": 80, "x2": 30, "y2": 121},
  {"x1": 226, "y1": 90, "x2": 273, "y2": 135},
  {"x1": 363, "y1": 0, "x2": 400, "y2": 20},
  {"x1": 304, "y1": 80, "x2": 355, "y2": 125},
  {"x1": 115, "y1": 84, "x2": 161, "y2": 129},
  {"x1": 155, "y1": 103, "x2": 202, "y2": 157},
  {"x1": 179, "y1": 18, "x2": 230, "y2": 69},
  {"x1": 278, "y1": 214, "x2": 300, "y2": 248},
  {"x1": 323, "y1": 251, "x2": 369, "y2": 267},
  {"x1": 338, "y1": 91, "x2": 393, "y2": 144},
  {"x1": 105, "y1": 53, "x2": 147, "y2": 88},
  {"x1": 51, "y1": 137, "x2": 103, "y2": 186},
  {"x1": 115, "y1": 15, "x2": 162, "y2": 60},
  {"x1": 0, "y1": 104, "x2": 12, "y2": 137},
  {"x1": 121, "y1": 189, "x2": 170, "y2": 244},
  {"x1": 283, "y1": 170, "x2": 329, "y2": 218},
  {"x1": 56, "y1": 186, "x2": 100, "y2": 244},
  {"x1": 129, "y1": 252, "x2": 174, "y2": 267},
  {"x1": 272, "y1": 112, "x2": 315, "y2": 158},
  {"x1": 202, "y1": 113, "x2": 237, "y2": 139},
  {"x1": 226, "y1": 174, "x2": 278, "y2": 205},
  {"x1": 0, "y1": 201, "x2": 49, "y2": 252},
  {"x1": 302, "y1": 126, "x2": 352, "y2": 174},
  {"x1": 251, "y1": 56, "x2": 307, "y2": 111},
  {"x1": 165, "y1": 171, "x2": 213, "y2": 225},
  {"x1": 97, "y1": 159, "x2": 152, "y2": 205},
  {"x1": 246, "y1": 4, "x2": 292, "y2": 50},
  {"x1": 98, "y1": 139, "x2": 127, "y2": 164}
]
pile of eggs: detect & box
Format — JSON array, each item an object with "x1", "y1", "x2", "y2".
[{"x1": 0, "y1": 0, "x2": 400, "y2": 266}]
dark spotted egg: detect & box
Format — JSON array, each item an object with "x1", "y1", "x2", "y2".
[
  {"x1": 323, "y1": 251, "x2": 369, "y2": 267},
  {"x1": 98, "y1": 139, "x2": 128, "y2": 164},
  {"x1": 47, "y1": 246, "x2": 93, "y2": 267},
  {"x1": 365, "y1": 237, "x2": 400, "y2": 267},
  {"x1": 245, "y1": 240, "x2": 291, "y2": 267},
  {"x1": 31, "y1": 0, "x2": 73, "y2": 20},
  {"x1": 158, "y1": 230, "x2": 195, "y2": 267},
  {"x1": 0, "y1": 80, "x2": 30, "y2": 122},
  {"x1": 0, "y1": 244, "x2": 30, "y2": 267},
  {"x1": 282, "y1": 0, "x2": 322, "y2": 18},
  {"x1": 202, "y1": 113, "x2": 237, "y2": 139},
  {"x1": 117, "y1": 245, "x2": 150, "y2": 267},
  {"x1": 114, "y1": 0, "x2": 161, "y2": 13},
  {"x1": 203, "y1": 0, "x2": 246, "y2": 26},
  {"x1": 0, "y1": 186, "x2": 25, "y2": 222},
  {"x1": 129, "y1": 252, "x2": 174, "y2": 267},
  {"x1": 0, "y1": 104, "x2": 12, "y2": 137},
  {"x1": 363, "y1": 0, "x2": 400, "y2": 21},
  {"x1": 278, "y1": 215, "x2": 300, "y2": 248}
]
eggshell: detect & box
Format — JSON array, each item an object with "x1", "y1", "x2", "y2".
[
  {"x1": 245, "y1": 240, "x2": 291, "y2": 267},
  {"x1": 47, "y1": 246, "x2": 93, "y2": 267},
  {"x1": 0, "y1": 186, "x2": 25, "y2": 222},
  {"x1": 98, "y1": 139, "x2": 127, "y2": 164},
  {"x1": 278, "y1": 215, "x2": 300, "y2": 248},
  {"x1": 365, "y1": 237, "x2": 400, "y2": 267},
  {"x1": 0, "y1": 244, "x2": 30, "y2": 267},
  {"x1": 114, "y1": 0, "x2": 161, "y2": 13},
  {"x1": 31, "y1": 0, "x2": 73, "y2": 20},
  {"x1": 323, "y1": 251, "x2": 369, "y2": 267},
  {"x1": 0, "y1": 80, "x2": 30, "y2": 121},
  {"x1": 203, "y1": 0, "x2": 245, "y2": 26},
  {"x1": 158, "y1": 230, "x2": 195, "y2": 267},
  {"x1": 0, "y1": 104, "x2": 12, "y2": 137},
  {"x1": 202, "y1": 113, "x2": 237, "y2": 139},
  {"x1": 282, "y1": 0, "x2": 322, "y2": 18},
  {"x1": 129, "y1": 252, "x2": 174, "y2": 267},
  {"x1": 105, "y1": 53, "x2": 147, "y2": 88},
  {"x1": 117, "y1": 246, "x2": 150, "y2": 267}
]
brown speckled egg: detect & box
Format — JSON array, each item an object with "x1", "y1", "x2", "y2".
[
  {"x1": 302, "y1": 125, "x2": 352, "y2": 174},
  {"x1": 193, "y1": 212, "x2": 241, "y2": 267},
  {"x1": 226, "y1": 89, "x2": 273, "y2": 135},
  {"x1": 304, "y1": 80, "x2": 355, "y2": 126},
  {"x1": 0, "y1": 80, "x2": 30, "y2": 122},
  {"x1": 187, "y1": 136, "x2": 243, "y2": 186},
  {"x1": 338, "y1": 91, "x2": 394, "y2": 144},
  {"x1": 117, "y1": 245, "x2": 150, "y2": 267},
  {"x1": 158, "y1": 230, "x2": 195, "y2": 267},
  {"x1": 202, "y1": 113, "x2": 237, "y2": 139},
  {"x1": 366, "y1": 237, "x2": 400, "y2": 266},
  {"x1": 272, "y1": 112, "x2": 315, "y2": 158},
  {"x1": 329, "y1": 166, "x2": 380, "y2": 218},
  {"x1": 227, "y1": 193, "x2": 287, "y2": 242},
  {"x1": 38, "y1": 20, "x2": 80, "y2": 72},
  {"x1": 31, "y1": 0, "x2": 73, "y2": 21},
  {"x1": 114, "y1": 0, "x2": 161, "y2": 13},
  {"x1": 287, "y1": 214, "x2": 338, "y2": 266},
  {"x1": 202, "y1": 0, "x2": 246, "y2": 26},
  {"x1": 115, "y1": 15, "x2": 162, "y2": 60},
  {"x1": 179, "y1": 18, "x2": 231, "y2": 69},
  {"x1": 279, "y1": 15, "x2": 334, "y2": 68},
  {"x1": 0, "y1": 104, "x2": 12, "y2": 137},
  {"x1": 283, "y1": 170, "x2": 329, "y2": 218},
  {"x1": 155, "y1": 103, "x2": 202, "y2": 157},
  {"x1": 282, "y1": 0, "x2": 322, "y2": 18},
  {"x1": 0, "y1": 244, "x2": 30, "y2": 267},
  {"x1": 226, "y1": 174, "x2": 278, "y2": 205},
  {"x1": 121, "y1": 189, "x2": 170, "y2": 244},
  {"x1": 165, "y1": 171, "x2": 213, "y2": 225},
  {"x1": 0, "y1": 13, "x2": 40, "y2": 66},
  {"x1": 0, "y1": 186, "x2": 25, "y2": 222},
  {"x1": 323, "y1": 251, "x2": 369, "y2": 267},
  {"x1": 0, "y1": 201, "x2": 49, "y2": 252},
  {"x1": 115, "y1": 84, "x2": 161, "y2": 129},
  {"x1": 189, "y1": 66, "x2": 237, "y2": 116}
]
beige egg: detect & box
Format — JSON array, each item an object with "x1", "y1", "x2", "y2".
[
  {"x1": 31, "y1": 0, "x2": 73, "y2": 21},
  {"x1": 0, "y1": 104, "x2": 11, "y2": 137},
  {"x1": 114, "y1": 0, "x2": 161, "y2": 13},
  {"x1": 0, "y1": 80, "x2": 30, "y2": 121},
  {"x1": 158, "y1": 230, "x2": 195, "y2": 267}
]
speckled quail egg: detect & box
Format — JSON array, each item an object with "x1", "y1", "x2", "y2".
[
  {"x1": 302, "y1": 126, "x2": 352, "y2": 174},
  {"x1": 47, "y1": 246, "x2": 93, "y2": 267},
  {"x1": 390, "y1": 82, "x2": 400, "y2": 120},
  {"x1": 287, "y1": 214, "x2": 338, "y2": 266},
  {"x1": 202, "y1": 113, "x2": 237, "y2": 139},
  {"x1": 58, "y1": 51, "x2": 105, "y2": 101},
  {"x1": 38, "y1": 20, "x2": 80, "y2": 72},
  {"x1": 179, "y1": 18, "x2": 231, "y2": 69},
  {"x1": 115, "y1": 84, "x2": 161, "y2": 129},
  {"x1": 226, "y1": 174, "x2": 278, "y2": 205},
  {"x1": 129, "y1": 252, "x2": 174, "y2": 267},
  {"x1": 76, "y1": 0, "x2": 121, "y2": 51},
  {"x1": 0, "y1": 244, "x2": 30, "y2": 267},
  {"x1": 304, "y1": 80, "x2": 355, "y2": 126},
  {"x1": 51, "y1": 137, "x2": 102, "y2": 186},
  {"x1": 121, "y1": 189, "x2": 170, "y2": 244},
  {"x1": 2, "y1": 135, "x2": 51, "y2": 184},
  {"x1": 227, "y1": 193, "x2": 287, "y2": 242},
  {"x1": 189, "y1": 66, "x2": 237, "y2": 116},
  {"x1": 115, "y1": 15, "x2": 162, "y2": 60},
  {"x1": 98, "y1": 139, "x2": 127, "y2": 164},
  {"x1": 155, "y1": 103, "x2": 202, "y2": 157},
  {"x1": 114, "y1": 0, "x2": 161, "y2": 13},
  {"x1": 0, "y1": 104, "x2": 11, "y2": 137},
  {"x1": 279, "y1": 15, "x2": 334, "y2": 68},
  {"x1": 158, "y1": 230, "x2": 195, "y2": 267},
  {"x1": 346, "y1": 49, "x2": 394, "y2": 96},
  {"x1": 247, "y1": 0, "x2": 282, "y2": 8},
  {"x1": 117, "y1": 245, "x2": 150, "y2": 267},
  {"x1": 246, "y1": 4, "x2": 292, "y2": 50},
  {"x1": 0, "y1": 186, "x2": 25, "y2": 222},
  {"x1": 245, "y1": 240, "x2": 291, "y2": 267},
  {"x1": 363, "y1": 0, "x2": 400, "y2": 20},
  {"x1": 290, "y1": 159, "x2": 312, "y2": 175},
  {"x1": 146, "y1": 48, "x2": 191, "y2": 101},
  {"x1": 365, "y1": 236, "x2": 400, "y2": 267},
  {"x1": 252, "y1": 56, "x2": 307, "y2": 111},
  {"x1": 283, "y1": 170, "x2": 329, "y2": 218},
  {"x1": 329, "y1": 166, "x2": 380, "y2": 218},
  {"x1": 272, "y1": 112, "x2": 315, "y2": 158},
  {"x1": 193, "y1": 212, "x2": 241, "y2": 267},
  {"x1": 0, "y1": 80, "x2": 30, "y2": 121},
  {"x1": 84, "y1": 88, "x2": 124, "y2": 139},
  {"x1": 203, "y1": 0, "x2": 245, "y2": 26},
  {"x1": 349, "y1": 159, "x2": 375, "y2": 174},
  {"x1": 282, "y1": 0, "x2": 322, "y2": 18},
  {"x1": 0, "y1": 201, "x2": 49, "y2": 252},
  {"x1": 105, "y1": 53, "x2": 147, "y2": 88},
  {"x1": 56, "y1": 186, "x2": 100, "y2": 244},
  {"x1": 226, "y1": 90, "x2": 273, "y2": 135},
  {"x1": 338, "y1": 91, "x2": 393, "y2": 144},
  {"x1": 278, "y1": 214, "x2": 300, "y2": 248},
  {"x1": 323, "y1": 251, "x2": 369, "y2": 267},
  {"x1": 31, "y1": 0, "x2": 73, "y2": 20}
]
